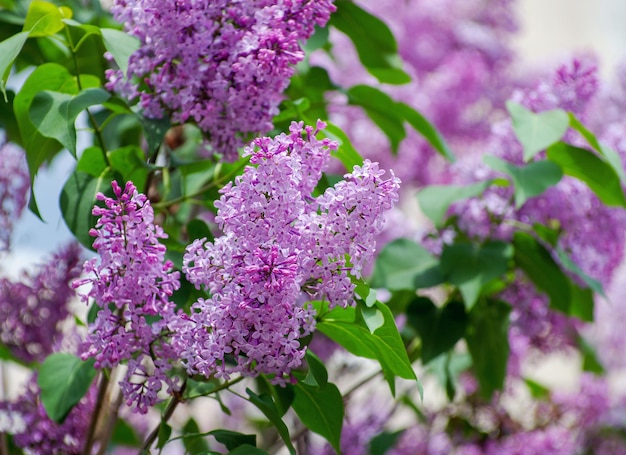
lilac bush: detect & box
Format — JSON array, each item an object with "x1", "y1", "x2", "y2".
[{"x1": 108, "y1": 0, "x2": 335, "y2": 160}]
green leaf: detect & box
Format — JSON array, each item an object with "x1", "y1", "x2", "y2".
[
  {"x1": 440, "y1": 241, "x2": 513, "y2": 310},
  {"x1": 483, "y1": 155, "x2": 563, "y2": 208},
  {"x1": 371, "y1": 238, "x2": 443, "y2": 290},
  {"x1": 227, "y1": 446, "x2": 269, "y2": 455},
  {"x1": 38, "y1": 353, "x2": 97, "y2": 423},
  {"x1": 209, "y1": 430, "x2": 255, "y2": 451},
  {"x1": 60, "y1": 169, "x2": 115, "y2": 249},
  {"x1": 513, "y1": 231, "x2": 572, "y2": 314},
  {"x1": 100, "y1": 28, "x2": 140, "y2": 74},
  {"x1": 426, "y1": 352, "x2": 472, "y2": 401},
  {"x1": 304, "y1": 350, "x2": 328, "y2": 387},
  {"x1": 567, "y1": 112, "x2": 626, "y2": 184},
  {"x1": 523, "y1": 378, "x2": 551, "y2": 400},
  {"x1": 183, "y1": 378, "x2": 217, "y2": 400},
  {"x1": 108, "y1": 145, "x2": 149, "y2": 191},
  {"x1": 577, "y1": 336, "x2": 605, "y2": 375},
  {"x1": 506, "y1": 101, "x2": 569, "y2": 161},
  {"x1": 135, "y1": 109, "x2": 170, "y2": 155},
  {"x1": 29, "y1": 88, "x2": 110, "y2": 157},
  {"x1": 546, "y1": 142, "x2": 626, "y2": 207},
  {"x1": 361, "y1": 305, "x2": 385, "y2": 333},
  {"x1": 369, "y1": 430, "x2": 405, "y2": 455},
  {"x1": 182, "y1": 418, "x2": 210, "y2": 454},
  {"x1": 111, "y1": 418, "x2": 141, "y2": 447},
  {"x1": 157, "y1": 422, "x2": 172, "y2": 450},
  {"x1": 406, "y1": 298, "x2": 467, "y2": 363},
  {"x1": 187, "y1": 219, "x2": 213, "y2": 243},
  {"x1": 322, "y1": 121, "x2": 363, "y2": 170},
  {"x1": 15, "y1": 63, "x2": 80, "y2": 216},
  {"x1": 556, "y1": 247, "x2": 604, "y2": 297},
  {"x1": 330, "y1": 0, "x2": 410, "y2": 85},
  {"x1": 0, "y1": 31, "x2": 29, "y2": 100},
  {"x1": 417, "y1": 180, "x2": 494, "y2": 227},
  {"x1": 465, "y1": 300, "x2": 511, "y2": 399},
  {"x1": 23, "y1": 1, "x2": 70, "y2": 37},
  {"x1": 568, "y1": 283, "x2": 594, "y2": 322},
  {"x1": 246, "y1": 389, "x2": 295, "y2": 455},
  {"x1": 397, "y1": 102, "x2": 455, "y2": 162},
  {"x1": 292, "y1": 382, "x2": 343, "y2": 454},
  {"x1": 316, "y1": 301, "x2": 417, "y2": 395},
  {"x1": 346, "y1": 85, "x2": 406, "y2": 153}
]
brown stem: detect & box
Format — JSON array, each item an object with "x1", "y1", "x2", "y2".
[
  {"x1": 83, "y1": 372, "x2": 110, "y2": 455},
  {"x1": 139, "y1": 380, "x2": 187, "y2": 453},
  {"x1": 95, "y1": 389, "x2": 125, "y2": 455}
]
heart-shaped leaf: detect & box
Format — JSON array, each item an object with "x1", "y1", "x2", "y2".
[
  {"x1": 483, "y1": 155, "x2": 563, "y2": 208},
  {"x1": 506, "y1": 101, "x2": 569, "y2": 161}
]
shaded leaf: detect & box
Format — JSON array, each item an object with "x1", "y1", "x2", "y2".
[
  {"x1": 440, "y1": 241, "x2": 513, "y2": 310},
  {"x1": 568, "y1": 112, "x2": 626, "y2": 184},
  {"x1": 292, "y1": 382, "x2": 343, "y2": 454},
  {"x1": 322, "y1": 121, "x2": 363, "y2": 170},
  {"x1": 210, "y1": 430, "x2": 255, "y2": 451},
  {"x1": 246, "y1": 389, "x2": 295, "y2": 455},
  {"x1": 347, "y1": 84, "x2": 405, "y2": 153},
  {"x1": 546, "y1": 142, "x2": 626, "y2": 207},
  {"x1": 370, "y1": 238, "x2": 442, "y2": 290},
  {"x1": 60, "y1": 169, "x2": 116, "y2": 249},
  {"x1": 465, "y1": 300, "x2": 511, "y2": 399},
  {"x1": 29, "y1": 88, "x2": 110, "y2": 157},
  {"x1": 406, "y1": 297, "x2": 467, "y2": 363},
  {"x1": 513, "y1": 231, "x2": 571, "y2": 314},
  {"x1": 398, "y1": 102, "x2": 455, "y2": 162},
  {"x1": 330, "y1": 0, "x2": 410, "y2": 84}
]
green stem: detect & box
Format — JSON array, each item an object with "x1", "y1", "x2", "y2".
[
  {"x1": 64, "y1": 27, "x2": 110, "y2": 166},
  {"x1": 152, "y1": 158, "x2": 249, "y2": 210}
]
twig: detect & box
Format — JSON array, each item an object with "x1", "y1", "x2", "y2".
[{"x1": 83, "y1": 372, "x2": 111, "y2": 455}]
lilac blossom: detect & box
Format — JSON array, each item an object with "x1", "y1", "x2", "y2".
[
  {"x1": 312, "y1": 0, "x2": 519, "y2": 185},
  {"x1": 0, "y1": 375, "x2": 96, "y2": 454},
  {"x1": 107, "y1": 0, "x2": 335, "y2": 160},
  {"x1": 74, "y1": 181, "x2": 181, "y2": 413},
  {"x1": 0, "y1": 243, "x2": 82, "y2": 363},
  {"x1": 176, "y1": 121, "x2": 400, "y2": 384},
  {"x1": 443, "y1": 60, "x2": 626, "y2": 361},
  {"x1": 0, "y1": 138, "x2": 29, "y2": 252}
]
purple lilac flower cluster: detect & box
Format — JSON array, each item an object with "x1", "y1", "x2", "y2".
[
  {"x1": 0, "y1": 375, "x2": 96, "y2": 455},
  {"x1": 175, "y1": 121, "x2": 400, "y2": 384},
  {"x1": 74, "y1": 181, "x2": 181, "y2": 413},
  {"x1": 445, "y1": 60, "x2": 626, "y2": 366},
  {"x1": 107, "y1": 0, "x2": 335, "y2": 160},
  {"x1": 312, "y1": 0, "x2": 518, "y2": 185},
  {"x1": 0, "y1": 243, "x2": 82, "y2": 363},
  {"x1": 0, "y1": 138, "x2": 29, "y2": 252}
]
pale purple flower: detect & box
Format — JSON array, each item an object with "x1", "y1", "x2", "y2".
[
  {"x1": 177, "y1": 121, "x2": 400, "y2": 383},
  {"x1": 443, "y1": 60, "x2": 626, "y2": 361},
  {"x1": 0, "y1": 243, "x2": 82, "y2": 363},
  {"x1": 0, "y1": 138, "x2": 29, "y2": 252},
  {"x1": 0, "y1": 374, "x2": 96, "y2": 455},
  {"x1": 108, "y1": 0, "x2": 335, "y2": 160},
  {"x1": 74, "y1": 181, "x2": 181, "y2": 413}
]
